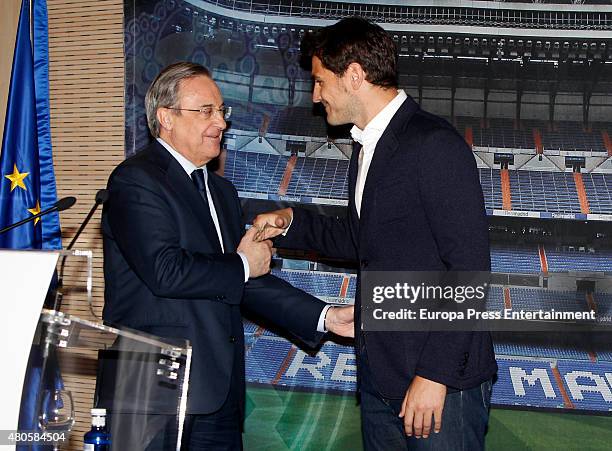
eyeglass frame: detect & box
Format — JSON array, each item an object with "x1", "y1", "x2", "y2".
[{"x1": 166, "y1": 105, "x2": 232, "y2": 120}]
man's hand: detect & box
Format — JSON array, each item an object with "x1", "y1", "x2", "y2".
[
  {"x1": 252, "y1": 208, "x2": 293, "y2": 241},
  {"x1": 324, "y1": 305, "x2": 355, "y2": 337},
  {"x1": 398, "y1": 376, "x2": 446, "y2": 439},
  {"x1": 237, "y1": 227, "x2": 273, "y2": 278}
]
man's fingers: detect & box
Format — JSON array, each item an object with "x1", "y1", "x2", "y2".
[
  {"x1": 245, "y1": 226, "x2": 258, "y2": 238},
  {"x1": 403, "y1": 407, "x2": 414, "y2": 436},
  {"x1": 398, "y1": 389, "x2": 409, "y2": 418},
  {"x1": 412, "y1": 411, "x2": 423, "y2": 438},
  {"x1": 274, "y1": 215, "x2": 287, "y2": 228},
  {"x1": 421, "y1": 411, "x2": 432, "y2": 438},
  {"x1": 433, "y1": 407, "x2": 443, "y2": 434}
]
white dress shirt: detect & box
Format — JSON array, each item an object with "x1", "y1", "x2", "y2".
[
  {"x1": 157, "y1": 138, "x2": 250, "y2": 281},
  {"x1": 351, "y1": 89, "x2": 407, "y2": 216}
]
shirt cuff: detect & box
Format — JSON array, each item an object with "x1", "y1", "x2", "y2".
[
  {"x1": 281, "y1": 214, "x2": 293, "y2": 236},
  {"x1": 317, "y1": 304, "x2": 333, "y2": 333},
  {"x1": 237, "y1": 251, "x2": 250, "y2": 282}
]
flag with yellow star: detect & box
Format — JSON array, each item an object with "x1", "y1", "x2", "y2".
[
  {"x1": 0, "y1": 0, "x2": 61, "y2": 250},
  {"x1": 2, "y1": 2, "x2": 64, "y2": 449}
]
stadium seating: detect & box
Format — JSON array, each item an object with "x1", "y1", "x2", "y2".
[
  {"x1": 491, "y1": 245, "x2": 541, "y2": 273},
  {"x1": 508, "y1": 170, "x2": 582, "y2": 214},
  {"x1": 479, "y1": 168, "x2": 504, "y2": 210},
  {"x1": 555, "y1": 360, "x2": 612, "y2": 411},
  {"x1": 541, "y1": 121, "x2": 607, "y2": 153},
  {"x1": 493, "y1": 359, "x2": 564, "y2": 409},
  {"x1": 285, "y1": 157, "x2": 349, "y2": 199},
  {"x1": 582, "y1": 173, "x2": 612, "y2": 214},
  {"x1": 486, "y1": 286, "x2": 505, "y2": 310},
  {"x1": 546, "y1": 248, "x2": 612, "y2": 272},
  {"x1": 494, "y1": 342, "x2": 591, "y2": 360},
  {"x1": 272, "y1": 269, "x2": 346, "y2": 298},
  {"x1": 224, "y1": 149, "x2": 288, "y2": 194},
  {"x1": 510, "y1": 288, "x2": 589, "y2": 313}
]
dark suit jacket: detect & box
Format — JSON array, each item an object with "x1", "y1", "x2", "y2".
[
  {"x1": 277, "y1": 96, "x2": 497, "y2": 398},
  {"x1": 102, "y1": 140, "x2": 326, "y2": 414}
]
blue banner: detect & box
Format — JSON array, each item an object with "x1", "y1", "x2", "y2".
[
  {"x1": 0, "y1": 0, "x2": 61, "y2": 250},
  {"x1": 0, "y1": 1, "x2": 62, "y2": 447}
]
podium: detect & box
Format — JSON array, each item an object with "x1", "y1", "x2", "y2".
[{"x1": 0, "y1": 249, "x2": 192, "y2": 450}]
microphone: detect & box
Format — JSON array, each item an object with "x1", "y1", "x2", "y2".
[
  {"x1": 0, "y1": 196, "x2": 76, "y2": 234},
  {"x1": 54, "y1": 189, "x2": 108, "y2": 312},
  {"x1": 65, "y1": 189, "x2": 108, "y2": 251}
]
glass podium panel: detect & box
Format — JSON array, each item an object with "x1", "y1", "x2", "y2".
[{"x1": 30, "y1": 309, "x2": 191, "y2": 451}]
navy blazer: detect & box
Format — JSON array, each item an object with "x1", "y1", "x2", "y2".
[
  {"x1": 102, "y1": 140, "x2": 326, "y2": 414},
  {"x1": 277, "y1": 96, "x2": 497, "y2": 397}
]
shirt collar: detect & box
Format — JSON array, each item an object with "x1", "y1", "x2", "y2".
[
  {"x1": 157, "y1": 138, "x2": 207, "y2": 181},
  {"x1": 350, "y1": 89, "x2": 408, "y2": 145}
]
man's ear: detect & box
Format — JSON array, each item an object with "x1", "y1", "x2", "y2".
[
  {"x1": 346, "y1": 62, "x2": 365, "y2": 90},
  {"x1": 157, "y1": 108, "x2": 173, "y2": 132}
]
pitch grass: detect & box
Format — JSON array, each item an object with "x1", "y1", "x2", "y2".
[{"x1": 244, "y1": 386, "x2": 612, "y2": 450}]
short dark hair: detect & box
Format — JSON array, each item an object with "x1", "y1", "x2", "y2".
[{"x1": 300, "y1": 17, "x2": 397, "y2": 88}]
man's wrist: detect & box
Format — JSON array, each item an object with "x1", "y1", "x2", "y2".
[
  {"x1": 281, "y1": 208, "x2": 294, "y2": 236},
  {"x1": 317, "y1": 304, "x2": 333, "y2": 333},
  {"x1": 237, "y1": 251, "x2": 250, "y2": 282}
]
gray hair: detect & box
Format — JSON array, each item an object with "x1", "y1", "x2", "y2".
[{"x1": 144, "y1": 62, "x2": 211, "y2": 137}]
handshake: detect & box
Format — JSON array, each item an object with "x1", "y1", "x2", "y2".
[
  {"x1": 237, "y1": 208, "x2": 354, "y2": 338},
  {"x1": 236, "y1": 207, "x2": 294, "y2": 278}
]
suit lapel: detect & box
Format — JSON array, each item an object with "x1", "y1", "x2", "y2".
[
  {"x1": 158, "y1": 147, "x2": 223, "y2": 253},
  {"x1": 358, "y1": 97, "x2": 419, "y2": 227},
  {"x1": 207, "y1": 172, "x2": 237, "y2": 252},
  {"x1": 347, "y1": 141, "x2": 361, "y2": 241}
]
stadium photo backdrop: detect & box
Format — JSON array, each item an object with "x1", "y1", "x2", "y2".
[{"x1": 125, "y1": 1, "x2": 612, "y2": 449}]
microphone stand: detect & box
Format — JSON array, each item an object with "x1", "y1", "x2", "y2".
[{"x1": 53, "y1": 190, "x2": 108, "y2": 313}]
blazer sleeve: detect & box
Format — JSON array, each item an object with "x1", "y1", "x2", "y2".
[
  {"x1": 242, "y1": 273, "x2": 326, "y2": 348},
  {"x1": 416, "y1": 128, "x2": 491, "y2": 272},
  {"x1": 105, "y1": 164, "x2": 245, "y2": 303},
  {"x1": 276, "y1": 207, "x2": 359, "y2": 262},
  {"x1": 414, "y1": 127, "x2": 491, "y2": 387}
]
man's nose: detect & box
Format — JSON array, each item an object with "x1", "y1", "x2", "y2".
[
  {"x1": 312, "y1": 85, "x2": 321, "y2": 103},
  {"x1": 212, "y1": 111, "x2": 227, "y2": 130}
]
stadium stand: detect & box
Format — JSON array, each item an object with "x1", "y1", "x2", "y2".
[
  {"x1": 507, "y1": 171, "x2": 582, "y2": 214},
  {"x1": 582, "y1": 174, "x2": 612, "y2": 214},
  {"x1": 555, "y1": 360, "x2": 612, "y2": 411},
  {"x1": 494, "y1": 342, "x2": 591, "y2": 361},
  {"x1": 491, "y1": 245, "x2": 541, "y2": 273},
  {"x1": 479, "y1": 168, "x2": 504, "y2": 210},
  {"x1": 541, "y1": 121, "x2": 608, "y2": 153},
  {"x1": 546, "y1": 248, "x2": 612, "y2": 272},
  {"x1": 485, "y1": 286, "x2": 505, "y2": 311},
  {"x1": 510, "y1": 288, "x2": 590, "y2": 313},
  {"x1": 224, "y1": 149, "x2": 288, "y2": 194},
  {"x1": 479, "y1": 119, "x2": 536, "y2": 151},
  {"x1": 271, "y1": 268, "x2": 346, "y2": 298},
  {"x1": 284, "y1": 157, "x2": 350, "y2": 199},
  {"x1": 493, "y1": 359, "x2": 565, "y2": 409},
  {"x1": 205, "y1": 0, "x2": 612, "y2": 32}
]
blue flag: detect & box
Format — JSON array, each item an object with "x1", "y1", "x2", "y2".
[
  {"x1": 0, "y1": 0, "x2": 61, "y2": 249},
  {"x1": 1, "y1": 0, "x2": 63, "y2": 445}
]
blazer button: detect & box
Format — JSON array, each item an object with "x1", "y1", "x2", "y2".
[{"x1": 229, "y1": 336, "x2": 236, "y2": 343}]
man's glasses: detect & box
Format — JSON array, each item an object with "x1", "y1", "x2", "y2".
[{"x1": 167, "y1": 105, "x2": 232, "y2": 120}]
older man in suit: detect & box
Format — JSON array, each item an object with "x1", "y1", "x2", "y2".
[
  {"x1": 253, "y1": 18, "x2": 497, "y2": 451},
  {"x1": 102, "y1": 62, "x2": 353, "y2": 450}
]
